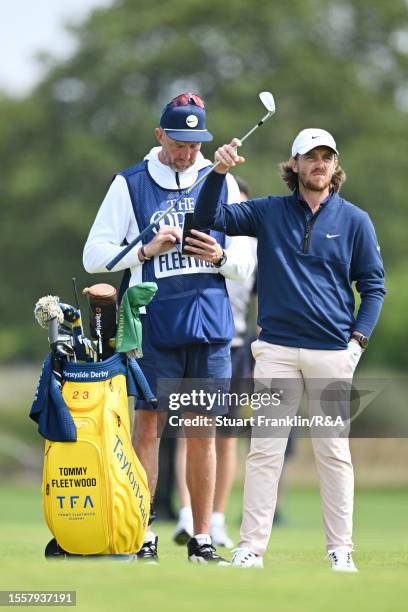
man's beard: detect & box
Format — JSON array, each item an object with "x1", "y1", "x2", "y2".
[
  {"x1": 299, "y1": 172, "x2": 332, "y2": 193},
  {"x1": 170, "y1": 161, "x2": 190, "y2": 172},
  {"x1": 159, "y1": 149, "x2": 190, "y2": 172},
  {"x1": 166, "y1": 157, "x2": 193, "y2": 172}
]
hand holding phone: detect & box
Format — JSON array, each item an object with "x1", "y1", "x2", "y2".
[
  {"x1": 182, "y1": 212, "x2": 224, "y2": 264},
  {"x1": 182, "y1": 212, "x2": 210, "y2": 254}
]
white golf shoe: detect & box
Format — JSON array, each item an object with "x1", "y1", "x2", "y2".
[
  {"x1": 173, "y1": 507, "x2": 194, "y2": 545},
  {"x1": 328, "y1": 547, "x2": 358, "y2": 573},
  {"x1": 231, "y1": 547, "x2": 263, "y2": 568},
  {"x1": 210, "y1": 513, "x2": 234, "y2": 549}
]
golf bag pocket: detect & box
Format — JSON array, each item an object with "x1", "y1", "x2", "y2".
[
  {"x1": 42, "y1": 355, "x2": 150, "y2": 555},
  {"x1": 43, "y1": 439, "x2": 109, "y2": 554}
]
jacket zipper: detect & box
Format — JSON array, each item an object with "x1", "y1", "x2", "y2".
[{"x1": 303, "y1": 209, "x2": 322, "y2": 253}]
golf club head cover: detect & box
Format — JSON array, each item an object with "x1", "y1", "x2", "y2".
[
  {"x1": 83, "y1": 283, "x2": 117, "y2": 359},
  {"x1": 59, "y1": 303, "x2": 81, "y2": 324},
  {"x1": 34, "y1": 296, "x2": 64, "y2": 329}
]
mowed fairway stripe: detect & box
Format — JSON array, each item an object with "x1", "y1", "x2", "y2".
[{"x1": 0, "y1": 486, "x2": 407, "y2": 612}]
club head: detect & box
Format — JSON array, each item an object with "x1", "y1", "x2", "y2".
[{"x1": 259, "y1": 91, "x2": 276, "y2": 114}]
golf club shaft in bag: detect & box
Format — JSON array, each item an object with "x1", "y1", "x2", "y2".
[{"x1": 48, "y1": 316, "x2": 63, "y2": 386}]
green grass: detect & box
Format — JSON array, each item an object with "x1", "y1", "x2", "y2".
[{"x1": 0, "y1": 485, "x2": 407, "y2": 612}]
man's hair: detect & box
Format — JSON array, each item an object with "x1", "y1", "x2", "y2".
[
  {"x1": 235, "y1": 176, "x2": 251, "y2": 199},
  {"x1": 278, "y1": 157, "x2": 346, "y2": 193}
]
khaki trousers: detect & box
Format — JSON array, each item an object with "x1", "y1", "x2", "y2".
[{"x1": 239, "y1": 340, "x2": 362, "y2": 555}]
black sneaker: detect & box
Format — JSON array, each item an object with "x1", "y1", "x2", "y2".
[
  {"x1": 187, "y1": 537, "x2": 230, "y2": 565},
  {"x1": 136, "y1": 535, "x2": 159, "y2": 563},
  {"x1": 44, "y1": 538, "x2": 69, "y2": 559}
]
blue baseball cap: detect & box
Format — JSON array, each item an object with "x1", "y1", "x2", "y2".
[{"x1": 159, "y1": 92, "x2": 213, "y2": 142}]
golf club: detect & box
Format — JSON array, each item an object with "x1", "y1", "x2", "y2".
[
  {"x1": 83, "y1": 283, "x2": 118, "y2": 360},
  {"x1": 106, "y1": 91, "x2": 276, "y2": 271},
  {"x1": 34, "y1": 295, "x2": 71, "y2": 384},
  {"x1": 69, "y1": 277, "x2": 98, "y2": 362}
]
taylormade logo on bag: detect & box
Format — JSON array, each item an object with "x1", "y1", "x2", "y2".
[
  {"x1": 113, "y1": 434, "x2": 147, "y2": 526},
  {"x1": 95, "y1": 307, "x2": 102, "y2": 335}
]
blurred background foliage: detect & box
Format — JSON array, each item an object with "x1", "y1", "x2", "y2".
[{"x1": 1, "y1": 0, "x2": 407, "y2": 370}]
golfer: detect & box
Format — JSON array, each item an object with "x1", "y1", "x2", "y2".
[
  {"x1": 192, "y1": 128, "x2": 385, "y2": 570},
  {"x1": 83, "y1": 93, "x2": 255, "y2": 564}
]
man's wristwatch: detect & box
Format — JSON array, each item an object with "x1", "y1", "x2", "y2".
[
  {"x1": 213, "y1": 250, "x2": 227, "y2": 268},
  {"x1": 351, "y1": 333, "x2": 369, "y2": 349},
  {"x1": 138, "y1": 245, "x2": 152, "y2": 263}
]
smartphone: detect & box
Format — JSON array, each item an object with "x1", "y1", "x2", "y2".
[{"x1": 181, "y1": 212, "x2": 210, "y2": 254}]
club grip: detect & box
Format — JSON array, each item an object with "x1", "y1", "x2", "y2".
[{"x1": 48, "y1": 317, "x2": 59, "y2": 347}]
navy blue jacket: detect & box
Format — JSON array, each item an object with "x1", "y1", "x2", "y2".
[{"x1": 194, "y1": 173, "x2": 385, "y2": 350}]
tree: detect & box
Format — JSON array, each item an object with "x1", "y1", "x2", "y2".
[{"x1": 2, "y1": 0, "x2": 407, "y2": 366}]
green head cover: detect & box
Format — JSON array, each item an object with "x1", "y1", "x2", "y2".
[{"x1": 115, "y1": 283, "x2": 157, "y2": 356}]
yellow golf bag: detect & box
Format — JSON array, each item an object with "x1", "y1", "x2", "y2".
[{"x1": 41, "y1": 354, "x2": 150, "y2": 556}]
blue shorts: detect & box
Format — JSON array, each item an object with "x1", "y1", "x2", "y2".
[{"x1": 135, "y1": 333, "x2": 231, "y2": 416}]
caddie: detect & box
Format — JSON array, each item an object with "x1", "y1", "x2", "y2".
[{"x1": 83, "y1": 92, "x2": 255, "y2": 564}]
